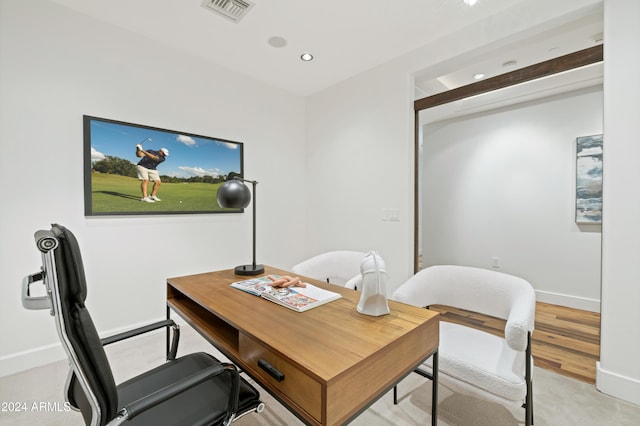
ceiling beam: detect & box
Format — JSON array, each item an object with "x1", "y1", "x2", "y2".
[{"x1": 414, "y1": 44, "x2": 603, "y2": 112}]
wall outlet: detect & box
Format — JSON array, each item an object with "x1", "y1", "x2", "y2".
[{"x1": 492, "y1": 257, "x2": 500, "y2": 269}]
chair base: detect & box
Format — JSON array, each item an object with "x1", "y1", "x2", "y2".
[
  {"x1": 117, "y1": 352, "x2": 262, "y2": 426},
  {"x1": 393, "y1": 350, "x2": 438, "y2": 426},
  {"x1": 394, "y1": 334, "x2": 533, "y2": 426}
]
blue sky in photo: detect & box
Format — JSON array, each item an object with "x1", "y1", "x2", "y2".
[{"x1": 88, "y1": 118, "x2": 242, "y2": 179}]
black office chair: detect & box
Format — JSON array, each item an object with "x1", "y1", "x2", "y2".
[{"x1": 22, "y1": 224, "x2": 264, "y2": 426}]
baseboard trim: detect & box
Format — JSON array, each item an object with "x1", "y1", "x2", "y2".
[
  {"x1": 0, "y1": 343, "x2": 68, "y2": 378},
  {"x1": 0, "y1": 317, "x2": 167, "y2": 378},
  {"x1": 596, "y1": 362, "x2": 640, "y2": 406},
  {"x1": 535, "y1": 289, "x2": 600, "y2": 312}
]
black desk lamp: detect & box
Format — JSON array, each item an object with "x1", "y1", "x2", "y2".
[{"x1": 217, "y1": 175, "x2": 264, "y2": 276}]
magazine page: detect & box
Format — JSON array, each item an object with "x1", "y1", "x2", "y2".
[
  {"x1": 231, "y1": 276, "x2": 342, "y2": 312},
  {"x1": 260, "y1": 284, "x2": 341, "y2": 312},
  {"x1": 230, "y1": 276, "x2": 273, "y2": 297}
]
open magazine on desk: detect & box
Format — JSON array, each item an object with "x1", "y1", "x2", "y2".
[{"x1": 230, "y1": 276, "x2": 342, "y2": 312}]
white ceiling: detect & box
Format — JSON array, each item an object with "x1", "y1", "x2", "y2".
[
  {"x1": 50, "y1": 0, "x2": 603, "y2": 98},
  {"x1": 415, "y1": 11, "x2": 603, "y2": 98}
]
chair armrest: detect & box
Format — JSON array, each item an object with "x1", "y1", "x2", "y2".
[
  {"x1": 505, "y1": 319, "x2": 528, "y2": 352},
  {"x1": 505, "y1": 294, "x2": 536, "y2": 351},
  {"x1": 116, "y1": 363, "x2": 240, "y2": 425},
  {"x1": 22, "y1": 271, "x2": 51, "y2": 310},
  {"x1": 101, "y1": 319, "x2": 180, "y2": 360}
]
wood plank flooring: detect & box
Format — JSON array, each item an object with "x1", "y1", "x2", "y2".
[{"x1": 429, "y1": 302, "x2": 601, "y2": 384}]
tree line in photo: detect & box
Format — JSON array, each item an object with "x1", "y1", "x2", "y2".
[{"x1": 92, "y1": 155, "x2": 226, "y2": 184}]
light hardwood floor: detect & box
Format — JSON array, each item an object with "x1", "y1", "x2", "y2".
[{"x1": 430, "y1": 302, "x2": 601, "y2": 384}]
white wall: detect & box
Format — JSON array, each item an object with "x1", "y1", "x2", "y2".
[
  {"x1": 303, "y1": 63, "x2": 415, "y2": 293},
  {"x1": 597, "y1": 0, "x2": 640, "y2": 407},
  {"x1": 422, "y1": 87, "x2": 603, "y2": 311},
  {"x1": 304, "y1": 0, "x2": 604, "y2": 296},
  {"x1": 4, "y1": 0, "x2": 639, "y2": 409},
  {"x1": 305, "y1": 0, "x2": 640, "y2": 408},
  {"x1": 0, "y1": 0, "x2": 306, "y2": 375}
]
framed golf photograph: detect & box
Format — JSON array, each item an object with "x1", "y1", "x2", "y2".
[{"x1": 83, "y1": 115, "x2": 244, "y2": 216}]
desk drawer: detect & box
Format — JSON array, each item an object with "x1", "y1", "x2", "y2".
[{"x1": 239, "y1": 333, "x2": 322, "y2": 421}]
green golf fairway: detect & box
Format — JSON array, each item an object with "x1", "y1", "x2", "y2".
[{"x1": 90, "y1": 173, "x2": 230, "y2": 214}]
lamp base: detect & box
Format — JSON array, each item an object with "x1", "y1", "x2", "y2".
[{"x1": 234, "y1": 264, "x2": 265, "y2": 276}]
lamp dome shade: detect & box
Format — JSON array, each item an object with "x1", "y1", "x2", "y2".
[{"x1": 217, "y1": 179, "x2": 251, "y2": 208}]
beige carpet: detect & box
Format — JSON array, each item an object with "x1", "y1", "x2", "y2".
[{"x1": 2, "y1": 324, "x2": 639, "y2": 426}]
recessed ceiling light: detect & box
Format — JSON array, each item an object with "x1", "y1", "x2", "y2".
[
  {"x1": 464, "y1": 0, "x2": 478, "y2": 5},
  {"x1": 502, "y1": 60, "x2": 518, "y2": 68},
  {"x1": 300, "y1": 53, "x2": 314, "y2": 61},
  {"x1": 268, "y1": 36, "x2": 287, "y2": 48},
  {"x1": 473, "y1": 73, "x2": 485, "y2": 80}
]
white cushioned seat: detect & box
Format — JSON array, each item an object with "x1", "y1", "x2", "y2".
[
  {"x1": 424, "y1": 322, "x2": 527, "y2": 401},
  {"x1": 392, "y1": 265, "x2": 535, "y2": 424}
]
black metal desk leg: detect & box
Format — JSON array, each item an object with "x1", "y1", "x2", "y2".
[
  {"x1": 432, "y1": 350, "x2": 438, "y2": 426},
  {"x1": 166, "y1": 306, "x2": 170, "y2": 359}
]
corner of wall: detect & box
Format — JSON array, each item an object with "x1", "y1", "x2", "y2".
[{"x1": 596, "y1": 362, "x2": 640, "y2": 406}]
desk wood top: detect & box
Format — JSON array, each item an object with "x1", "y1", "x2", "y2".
[{"x1": 167, "y1": 266, "x2": 438, "y2": 382}]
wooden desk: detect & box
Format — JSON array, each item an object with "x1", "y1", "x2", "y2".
[{"x1": 167, "y1": 266, "x2": 439, "y2": 426}]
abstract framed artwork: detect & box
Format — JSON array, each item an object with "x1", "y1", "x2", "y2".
[
  {"x1": 83, "y1": 115, "x2": 244, "y2": 216},
  {"x1": 575, "y1": 134, "x2": 603, "y2": 224}
]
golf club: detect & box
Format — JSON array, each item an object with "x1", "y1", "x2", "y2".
[{"x1": 136, "y1": 137, "x2": 152, "y2": 156}]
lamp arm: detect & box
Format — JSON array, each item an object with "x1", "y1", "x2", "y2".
[
  {"x1": 217, "y1": 175, "x2": 263, "y2": 276},
  {"x1": 231, "y1": 176, "x2": 258, "y2": 185},
  {"x1": 231, "y1": 176, "x2": 258, "y2": 269},
  {"x1": 251, "y1": 180, "x2": 257, "y2": 269}
]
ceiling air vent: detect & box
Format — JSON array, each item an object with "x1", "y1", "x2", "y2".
[{"x1": 201, "y1": 0, "x2": 255, "y2": 23}]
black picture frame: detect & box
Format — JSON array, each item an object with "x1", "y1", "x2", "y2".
[{"x1": 83, "y1": 115, "x2": 244, "y2": 216}]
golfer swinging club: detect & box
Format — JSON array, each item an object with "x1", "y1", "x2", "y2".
[{"x1": 136, "y1": 143, "x2": 169, "y2": 202}]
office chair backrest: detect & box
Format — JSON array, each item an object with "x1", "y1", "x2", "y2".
[{"x1": 48, "y1": 224, "x2": 118, "y2": 425}]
